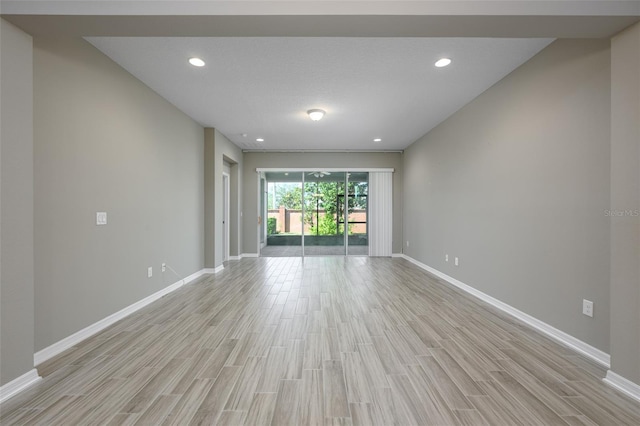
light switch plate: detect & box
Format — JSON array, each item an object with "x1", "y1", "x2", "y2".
[{"x1": 96, "y1": 212, "x2": 107, "y2": 225}]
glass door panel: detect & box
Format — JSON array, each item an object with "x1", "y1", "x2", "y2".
[
  {"x1": 304, "y1": 172, "x2": 346, "y2": 256},
  {"x1": 262, "y1": 172, "x2": 303, "y2": 257},
  {"x1": 347, "y1": 172, "x2": 368, "y2": 256}
]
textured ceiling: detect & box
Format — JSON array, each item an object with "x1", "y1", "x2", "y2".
[{"x1": 87, "y1": 37, "x2": 553, "y2": 150}]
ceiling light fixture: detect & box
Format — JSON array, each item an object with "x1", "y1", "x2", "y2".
[
  {"x1": 188, "y1": 57, "x2": 205, "y2": 67},
  {"x1": 307, "y1": 109, "x2": 326, "y2": 121},
  {"x1": 435, "y1": 58, "x2": 452, "y2": 68},
  {"x1": 373, "y1": 138, "x2": 382, "y2": 142},
  {"x1": 256, "y1": 138, "x2": 264, "y2": 142}
]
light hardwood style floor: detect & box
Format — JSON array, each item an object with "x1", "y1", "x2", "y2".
[{"x1": 2, "y1": 257, "x2": 640, "y2": 425}]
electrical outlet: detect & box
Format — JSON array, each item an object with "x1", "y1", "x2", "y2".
[
  {"x1": 406, "y1": 241, "x2": 410, "y2": 247},
  {"x1": 445, "y1": 254, "x2": 449, "y2": 262},
  {"x1": 454, "y1": 257, "x2": 459, "y2": 266},
  {"x1": 147, "y1": 267, "x2": 153, "y2": 278},
  {"x1": 96, "y1": 212, "x2": 107, "y2": 225},
  {"x1": 162, "y1": 263, "x2": 166, "y2": 273},
  {"x1": 583, "y1": 299, "x2": 594, "y2": 317}
]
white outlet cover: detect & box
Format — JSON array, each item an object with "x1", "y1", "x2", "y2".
[
  {"x1": 147, "y1": 267, "x2": 153, "y2": 278},
  {"x1": 445, "y1": 254, "x2": 449, "y2": 262},
  {"x1": 454, "y1": 257, "x2": 459, "y2": 266},
  {"x1": 583, "y1": 299, "x2": 594, "y2": 317},
  {"x1": 96, "y1": 212, "x2": 107, "y2": 225}
]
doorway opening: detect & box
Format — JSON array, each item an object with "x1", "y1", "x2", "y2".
[{"x1": 222, "y1": 172, "x2": 230, "y2": 261}]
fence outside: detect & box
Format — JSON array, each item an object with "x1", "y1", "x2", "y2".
[{"x1": 268, "y1": 206, "x2": 366, "y2": 234}]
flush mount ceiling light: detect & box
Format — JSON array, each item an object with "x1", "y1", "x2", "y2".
[
  {"x1": 309, "y1": 171, "x2": 331, "y2": 178},
  {"x1": 307, "y1": 109, "x2": 326, "y2": 121},
  {"x1": 188, "y1": 57, "x2": 205, "y2": 67},
  {"x1": 373, "y1": 138, "x2": 382, "y2": 142},
  {"x1": 256, "y1": 138, "x2": 264, "y2": 142},
  {"x1": 435, "y1": 58, "x2": 452, "y2": 68}
]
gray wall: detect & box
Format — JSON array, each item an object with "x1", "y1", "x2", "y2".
[
  {"x1": 242, "y1": 152, "x2": 403, "y2": 255},
  {"x1": 610, "y1": 22, "x2": 640, "y2": 383},
  {"x1": 0, "y1": 19, "x2": 35, "y2": 386},
  {"x1": 403, "y1": 39, "x2": 611, "y2": 352},
  {"x1": 33, "y1": 37, "x2": 205, "y2": 351},
  {"x1": 204, "y1": 129, "x2": 243, "y2": 268}
]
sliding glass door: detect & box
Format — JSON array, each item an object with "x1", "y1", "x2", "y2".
[
  {"x1": 261, "y1": 170, "x2": 369, "y2": 257},
  {"x1": 264, "y1": 172, "x2": 303, "y2": 257},
  {"x1": 303, "y1": 172, "x2": 346, "y2": 256},
  {"x1": 346, "y1": 172, "x2": 368, "y2": 255}
]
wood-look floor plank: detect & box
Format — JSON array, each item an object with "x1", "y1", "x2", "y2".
[
  {"x1": 301, "y1": 369, "x2": 324, "y2": 426},
  {"x1": 417, "y1": 355, "x2": 474, "y2": 410},
  {"x1": 454, "y1": 408, "x2": 489, "y2": 425},
  {"x1": 468, "y1": 394, "x2": 526, "y2": 426},
  {"x1": 245, "y1": 393, "x2": 277, "y2": 426},
  {"x1": 121, "y1": 358, "x2": 186, "y2": 414},
  {"x1": 189, "y1": 366, "x2": 241, "y2": 425},
  {"x1": 497, "y1": 358, "x2": 580, "y2": 416},
  {"x1": 350, "y1": 402, "x2": 380, "y2": 426},
  {"x1": 162, "y1": 378, "x2": 215, "y2": 426},
  {"x1": 489, "y1": 370, "x2": 567, "y2": 425},
  {"x1": 323, "y1": 360, "x2": 350, "y2": 419},
  {"x1": 387, "y1": 374, "x2": 432, "y2": 425},
  {"x1": 217, "y1": 410, "x2": 248, "y2": 425},
  {"x1": 342, "y1": 351, "x2": 373, "y2": 403},
  {"x1": 371, "y1": 335, "x2": 405, "y2": 375},
  {"x1": 272, "y1": 380, "x2": 301, "y2": 425},
  {"x1": 357, "y1": 344, "x2": 390, "y2": 390},
  {"x1": 430, "y1": 347, "x2": 485, "y2": 396},
  {"x1": 303, "y1": 333, "x2": 323, "y2": 370},
  {"x1": 133, "y1": 394, "x2": 180, "y2": 425},
  {"x1": 224, "y1": 356, "x2": 266, "y2": 411},
  {"x1": 284, "y1": 339, "x2": 304, "y2": 380}
]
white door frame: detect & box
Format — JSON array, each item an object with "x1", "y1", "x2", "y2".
[{"x1": 222, "y1": 172, "x2": 230, "y2": 261}]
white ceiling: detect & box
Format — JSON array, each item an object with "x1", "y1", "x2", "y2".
[
  {"x1": 87, "y1": 37, "x2": 552, "y2": 150},
  {"x1": 6, "y1": 0, "x2": 636, "y2": 151}
]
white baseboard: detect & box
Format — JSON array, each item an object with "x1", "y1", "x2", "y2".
[
  {"x1": 34, "y1": 268, "x2": 208, "y2": 366},
  {"x1": 391, "y1": 253, "x2": 404, "y2": 258},
  {"x1": 203, "y1": 265, "x2": 224, "y2": 274},
  {"x1": 228, "y1": 255, "x2": 242, "y2": 261},
  {"x1": 241, "y1": 253, "x2": 259, "y2": 258},
  {"x1": 604, "y1": 370, "x2": 640, "y2": 402},
  {"x1": 0, "y1": 369, "x2": 41, "y2": 404},
  {"x1": 398, "y1": 254, "x2": 611, "y2": 369}
]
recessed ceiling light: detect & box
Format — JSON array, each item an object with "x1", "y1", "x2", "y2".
[
  {"x1": 284, "y1": 172, "x2": 289, "y2": 176},
  {"x1": 435, "y1": 58, "x2": 452, "y2": 68},
  {"x1": 188, "y1": 57, "x2": 205, "y2": 67},
  {"x1": 256, "y1": 138, "x2": 264, "y2": 142},
  {"x1": 307, "y1": 109, "x2": 326, "y2": 121},
  {"x1": 373, "y1": 138, "x2": 382, "y2": 142}
]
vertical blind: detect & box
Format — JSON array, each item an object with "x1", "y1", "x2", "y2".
[{"x1": 368, "y1": 172, "x2": 393, "y2": 257}]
